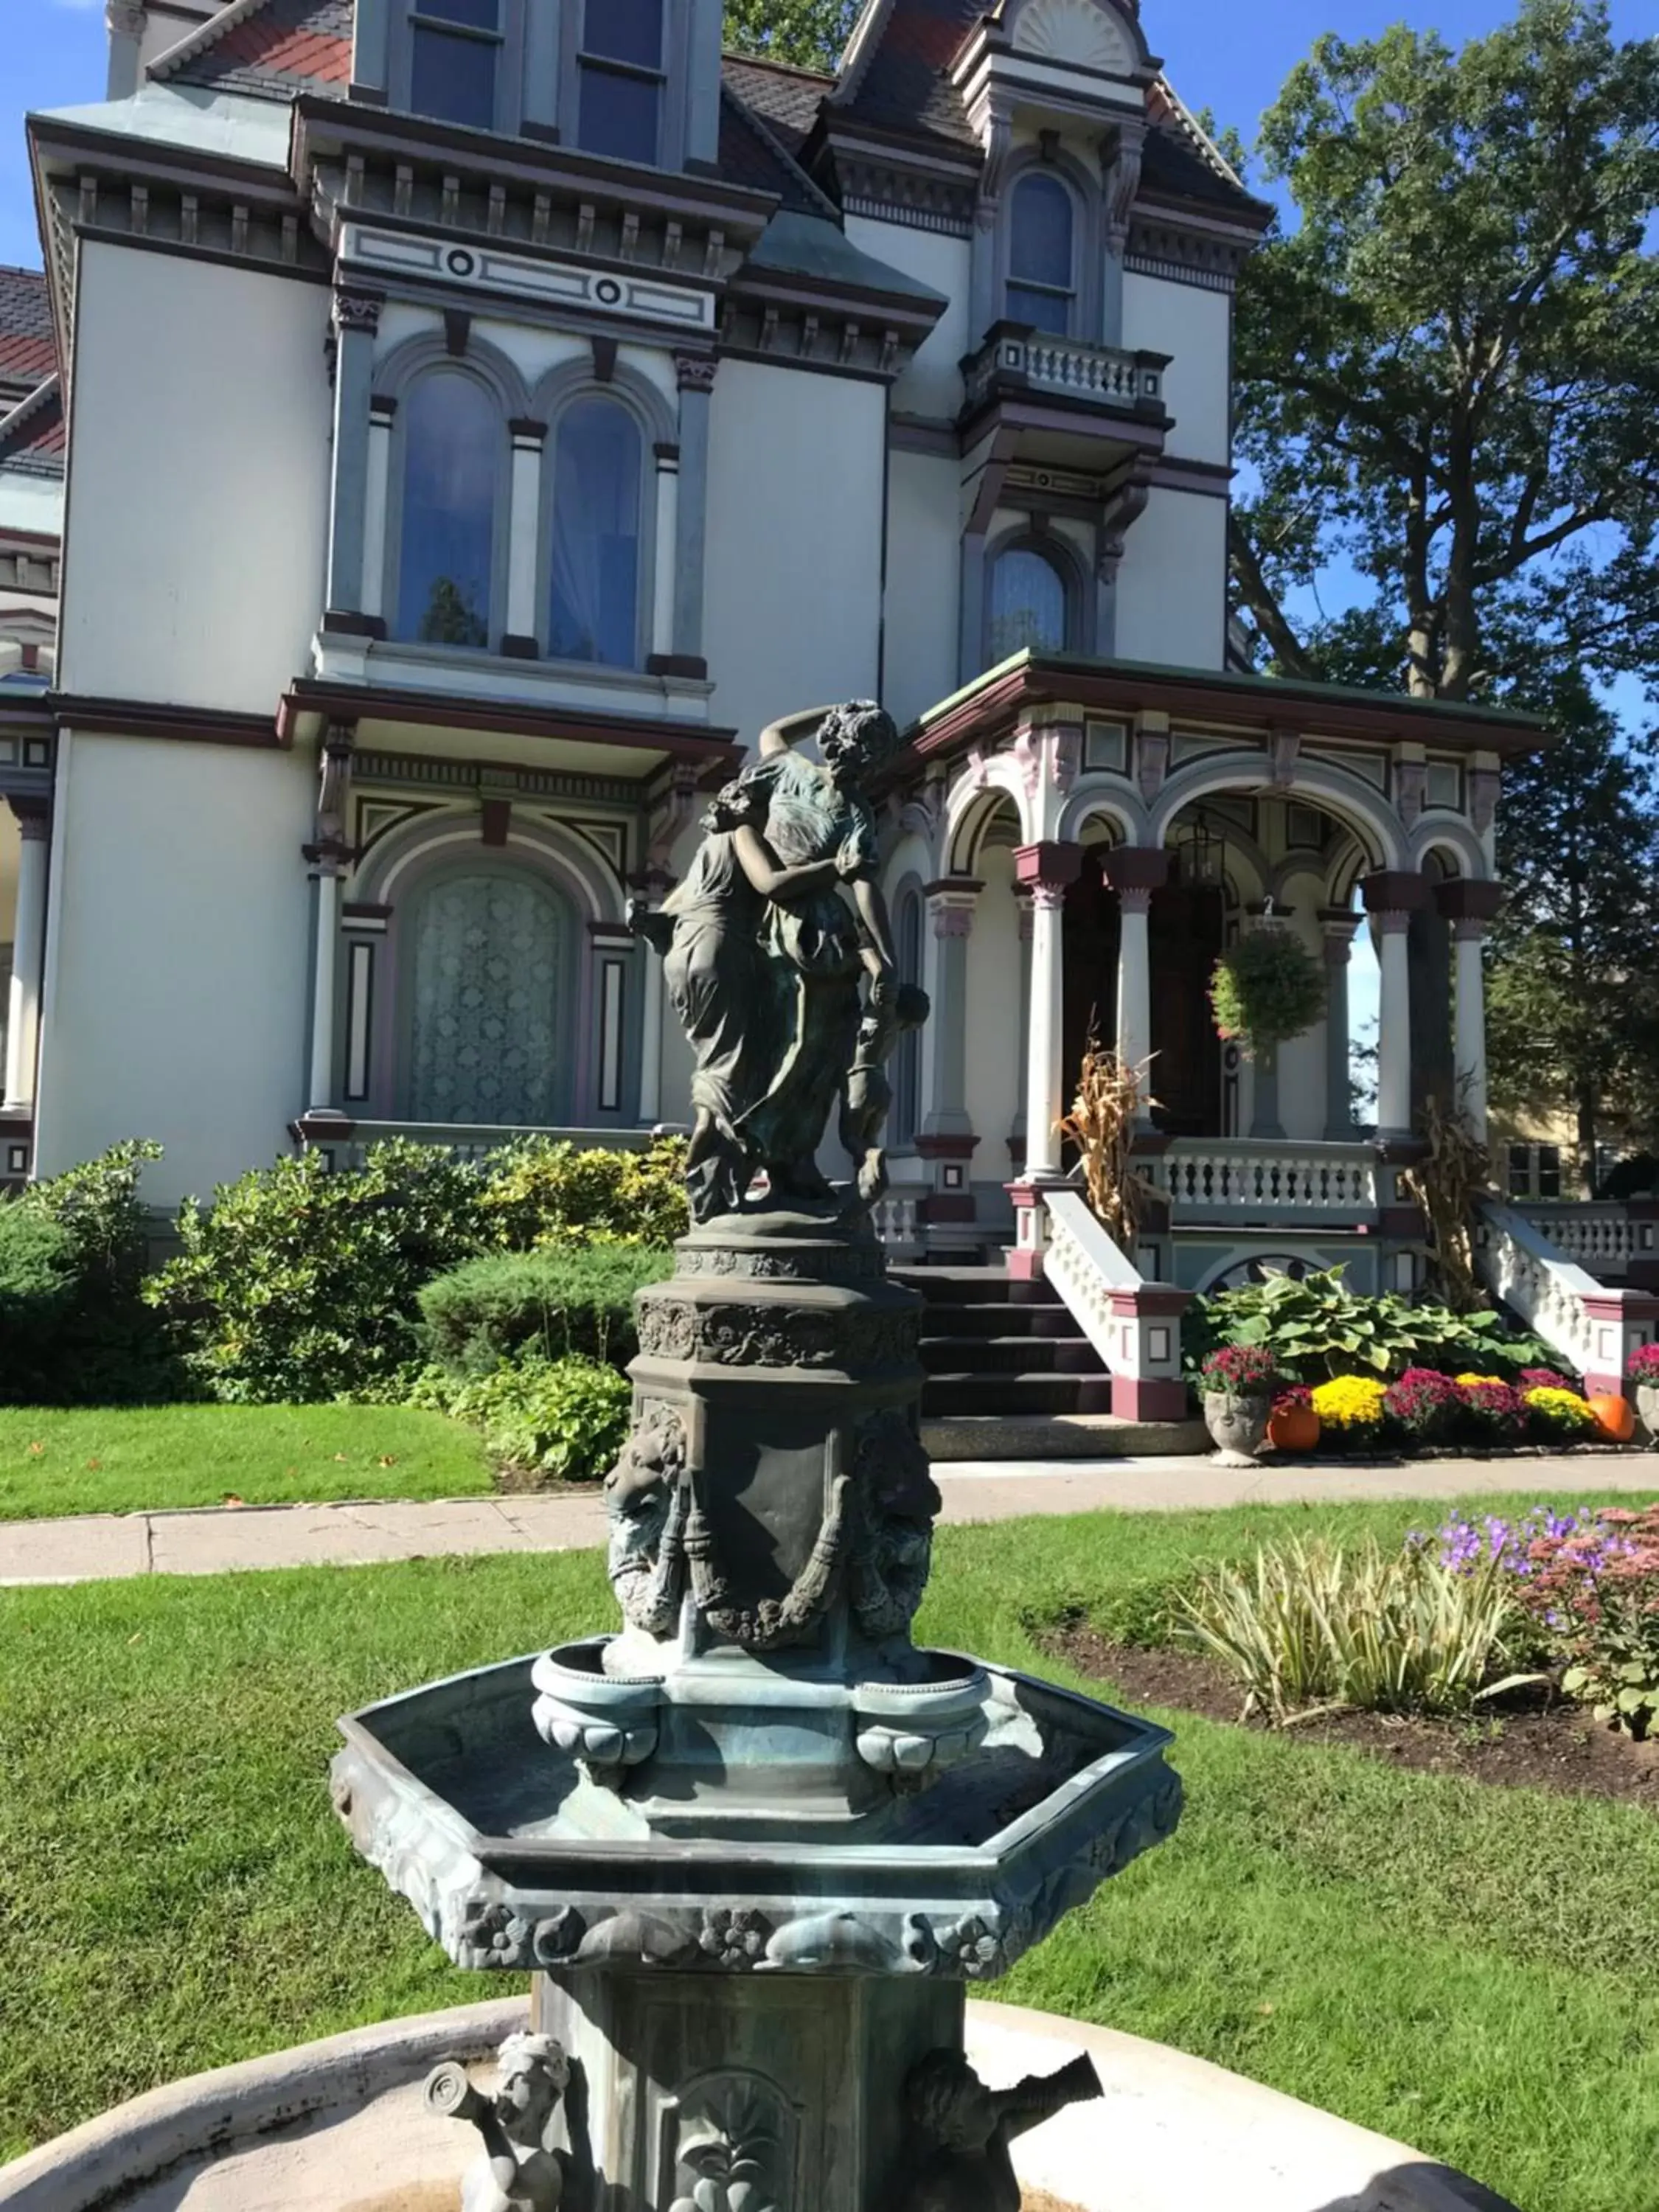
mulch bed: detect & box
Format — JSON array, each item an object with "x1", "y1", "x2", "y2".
[{"x1": 1048, "y1": 1627, "x2": 1659, "y2": 1810}]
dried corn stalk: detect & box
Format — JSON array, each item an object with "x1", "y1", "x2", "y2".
[
  {"x1": 1055, "y1": 1027, "x2": 1158, "y2": 1258},
  {"x1": 1402, "y1": 1091, "x2": 1492, "y2": 1313}
]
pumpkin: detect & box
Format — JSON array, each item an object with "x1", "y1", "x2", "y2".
[
  {"x1": 1587, "y1": 1391, "x2": 1637, "y2": 1443},
  {"x1": 1267, "y1": 1403, "x2": 1321, "y2": 1454}
]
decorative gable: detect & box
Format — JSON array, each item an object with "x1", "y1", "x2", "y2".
[{"x1": 1009, "y1": 0, "x2": 1140, "y2": 75}]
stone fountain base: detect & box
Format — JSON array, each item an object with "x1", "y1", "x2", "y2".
[{"x1": 0, "y1": 2000, "x2": 1517, "y2": 2212}]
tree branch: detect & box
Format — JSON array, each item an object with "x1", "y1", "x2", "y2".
[{"x1": 1228, "y1": 516, "x2": 1318, "y2": 680}]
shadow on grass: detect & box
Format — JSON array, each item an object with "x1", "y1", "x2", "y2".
[{"x1": 1318, "y1": 2163, "x2": 1524, "y2": 2211}]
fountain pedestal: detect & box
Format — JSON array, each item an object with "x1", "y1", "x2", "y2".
[{"x1": 333, "y1": 1205, "x2": 1183, "y2": 2212}]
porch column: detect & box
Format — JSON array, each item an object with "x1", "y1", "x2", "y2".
[
  {"x1": 669, "y1": 355, "x2": 715, "y2": 672},
  {"x1": 305, "y1": 725, "x2": 356, "y2": 1117},
  {"x1": 1014, "y1": 842, "x2": 1082, "y2": 1179},
  {"x1": 1105, "y1": 847, "x2": 1170, "y2": 1121},
  {"x1": 1009, "y1": 890, "x2": 1032, "y2": 1169},
  {"x1": 650, "y1": 443, "x2": 681, "y2": 662},
  {"x1": 919, "y1": 877, "x2": 981, "y2": 1227},
  {"x1": 1319, "y1": 908, "x2": 1361, "y2": 1140},
  {"x1": 322, "y1": 286, "x2": 383, "y2": 636},
  {"x1": 1363, "y1": 872, "x2": 1430, "y2": 1143},
  {"x1": 2, "y1": 799, "x2": 49, "y2": 1113},
  {"x1": 503, "y1": 418, "x2": 546, "y2": 658},
  {"x1": 1437, "y1": 880, "x2": 1506, "y2": 1144}
]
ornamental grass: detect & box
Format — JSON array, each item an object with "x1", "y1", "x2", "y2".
[{"x1": 1173, "y1": 1535, "x2": 1545, "y2": 1724}]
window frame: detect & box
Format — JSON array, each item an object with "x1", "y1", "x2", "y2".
[
  {"x1": 383, "y1": 358, "x2": 516, "y2": 658},
  {"x1": 395, "y1": 0, "x2": 526, "y2": 135},
  {"x1": 998, "y1": 152, "x2": 1101, "y2": 341},
  {"x1": 532, "y1": 366, "x2": 673, "y2": 672},
  {"x1": 558, "y1": 0, "x2": 691, "y2": 170},
  {"x1": 984, "y1": 527, "x2": 1087, "y2": 669},
  {"x1": 1004, "y1": 167, "x2": 1081, "y2": 337}
]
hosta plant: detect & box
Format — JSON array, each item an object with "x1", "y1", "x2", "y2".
[
  {"x1": 1174, "y1": 1536, "x2": 1545, "y2": 1724},
  {"x1": 1185, "y1": 1265, "x2": 1545, "y2": 1383}
]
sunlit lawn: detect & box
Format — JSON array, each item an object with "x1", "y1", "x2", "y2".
[{"x1": 4, "y1": 1495, "x2": 1657, "y2": 2210}]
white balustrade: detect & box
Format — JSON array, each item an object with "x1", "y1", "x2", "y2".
[
  {"x1": 873, "y1": 1192, "x2": 924, "y2": 1256},
  {"x1": 1043, "y1": 1187, "x2": 1143, "y2": 1368},
  {"x1": 1475, "y1": 1200, "x2": 1606, "y2": 1376},
  {"x1": 964, "y1": 332, "x2": 1161, "y2": 414},
  {"x1": 1160, "y1": 1141, "x2": 1379, "y2": 1220},
  {"x1": 1517, "y1": 1204, "x2": 1635, "y2": 1273}
]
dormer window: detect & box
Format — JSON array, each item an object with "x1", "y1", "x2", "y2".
[
  {"x1": 577, "y1": 0, "x2": 665, "y2": 165},
  {"x1": 408, "y1": 0, "x2": 502, "y2": 131},
  {"x1": 1006, "y1": 173, "x2": 1077, "y2": 335}
]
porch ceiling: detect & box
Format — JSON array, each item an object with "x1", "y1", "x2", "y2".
[{"x1": 891, "y1": 653, "x2": 1553, "y2": 775}]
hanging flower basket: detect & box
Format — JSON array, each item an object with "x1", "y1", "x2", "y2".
[{"x1": 1208, "y1": 928, "x2": 1326, "y2": 1061}]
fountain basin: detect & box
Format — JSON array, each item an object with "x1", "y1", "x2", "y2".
[
  {"x1": 331, "y1": 1650, "x2": 1180, "y2": 1978},
  {"x1": 0, "y1": 1998, "x2": 1520, "y2": 2212}
]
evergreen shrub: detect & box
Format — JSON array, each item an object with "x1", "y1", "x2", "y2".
[
  {"x1": 419, "y1": 1245, "x2": 672, "y2": 1375},
  {"x1": 410, "y1": 1352, "x2": 630, "y2": 1483}
]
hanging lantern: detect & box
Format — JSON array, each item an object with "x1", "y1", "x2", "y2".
[{"x1": 1178, "y1": 809, "x2": 1223, "y2": 886}]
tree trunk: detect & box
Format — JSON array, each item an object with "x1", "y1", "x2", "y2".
[{"x1": 1576, "y1": 1074, "x2": 1599, "y2": 1199}]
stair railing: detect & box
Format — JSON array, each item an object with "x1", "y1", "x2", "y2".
[
  {"x1": 1040, "y1": 1187, "x2": 1192, "y2": 1422},
  {"x1": 1474, "y1": 1197, "x2": 1659, "y2": 1392}
]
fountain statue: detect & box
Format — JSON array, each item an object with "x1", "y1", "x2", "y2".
[{"x1": 330, "y1": 702, "x2": 1183, "y2": 2212}]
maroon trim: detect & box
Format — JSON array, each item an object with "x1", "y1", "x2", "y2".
[
  {"x1": 1108, "y1": 1287, "x2": 1192, "y2": 1320},
  {"x1": 922, "y1": 876, "x2": 984, "y2": 899},
  {"x1": 653, "y1": 441, "x2": 682, "y2": 465},
  {"x1": 1112, "y1": 1376, "x2": 1190, "y2": 1423},
  {"x1": 501, "y1": 634, "x2": 541, "y2": 660},
  {"x1": 1006, "y1": 1248, "x2": 1046, "y2": 1282},
  {"x1": 922, "y1": 1193, "x2": 977, "y2": 1223},
  {"x1": 646, "y1": 653, "x2": 710, "y2": 681},
  {"x1": 321, "y1": 609, "x2": 388, "y2": 641},
  {"x1": 480, "y1": 798, "x2": 511, "y2": 847},
  {"x1": 1014, "y1": 841, "x2": 1083, "y2": 891},
  {"x1": 276, "y1": 681, "x2": 741, "y2": 773},
  {"x1": 886, "y1": 659, "x2": 1548, "y2": 786},
  {"x1": 591, "y1": 336, "x2": 619, "y2": 383},
  {"x1": 1435, "y1": 879, "x2": 1506, "y2": 924},
  {"x1": 290, "y1": 1110, "x2": 358, "y2": 1143},
  {"x1": 343, "y1": 901, "x2": 392, "y2": 920},
  {"x1": 917, "y1": 1133, "x2": 978, "y2": 1161},
  {"x1": 50, "y1": 692, "x2": 284, "y2": 749},
  {"x1": 1377, "y1": 1206, "x2": 1427, "y2": 1238},
  {"x1": 1362, "y1": 869, "x2": 1432, "y2": 917},
  {"x1": 507, "y1": 417, "x2": 547, "y2": 442},
  {"x1": 1104, "y1": 847, "x2": 1172, "y2": 895}
]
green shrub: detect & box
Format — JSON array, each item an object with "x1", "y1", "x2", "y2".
[
  {"x1": 1184, "y1": 1265, "x2": 1548, "y2": 1383},
  {"x1": 1208, "y1": 927, "x2": 1326, "y2": 1057},
  {"x1": 419, "y1": 1244, "x2": 671, "y2": 1375},
  {"x1": 1173, "y1": 1535, "x2": 1547, "y2": 1723},
  {"x1": 145, "y1": 1142, "x2": 487, "y2": 1403},
  {"x1": 412, "y1": 1352, "x2": 630, "y2": 1483},
  {"x1": 4, "y1": 1140, "x2": 188, "y2": 1405},
  {"x1": 477, "y1": 1135, "x2": 688, "y2": 1249}
]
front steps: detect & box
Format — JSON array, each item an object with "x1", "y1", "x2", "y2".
[{"x1": 892, "y1": 1265, "x2": 1207, "y2": 1461}]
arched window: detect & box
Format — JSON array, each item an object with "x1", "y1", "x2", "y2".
[
  {"x1": 395, "y1": 369, "x2": 500, "y2": 648},
  {"x1": 989, "y1": 543, "x2": 1070, "y2": 663},
  {"x1": 405, "y1": 867, "x2": 571, "y2": 1125},
  {"x1": 548, "y1": 397, "x2": 644, "y2": 667},
  {"x1": 1006, "y1": 173, "x2": 1075, "y2": 334},
  {"x1": 893, "y1": 888, "x2": 924, "y2": 1148}
]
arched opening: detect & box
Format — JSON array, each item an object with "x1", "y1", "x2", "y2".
[
  {"x1": 394, "y1": 368, "x2": 501, "y2": 648},
  {"x1": 893, "y1": 886, "x2": 924, "y2": 1147},
  {"x1": 548, "y1": 396, "x2": 644, "y2": 667},
  {"x1": 988, "y1": 540, "x2": 1071, "y2": 663},
  {"x1": 1006, "y1": 171, "x2": 1077, "y2": 334},
  {"x1": 401, "y1": 863, "x2": 574, "y2": 1125}
]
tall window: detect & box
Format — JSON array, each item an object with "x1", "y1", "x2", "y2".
[
  {"x1": 408, "y1": 0, "x2": 501, "y2": 130},
  {"x1": 406, "y1": 870, "x2": 568, "y2": 1124},
  {"x1": 396, "y1": 370, "x2": 500, "y2": 648},
  {"x1": 989, "y1": 543, "x2": 1069, "y2": 663},
  {"x1": 577, "y1": 0, "x2": 665, "y2": 164},
  {"x1": 548, "y1": 397, "x2": 643, "y2": 667},
  {"x1": 1006, "y1": 173, "x2": 1075, "y2": 334}
]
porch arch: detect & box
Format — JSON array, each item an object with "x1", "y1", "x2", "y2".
[
  {"x1": 1058, "y1": 776, "x2": 1150, "y2": 846},
  {"x1": 1149, "y1": 759, "x2": 1405, "y2": 872},
  {"x1": 1410, "y1": 816, "x2": 1490, "y2": 880},
  {"x1": 946, "y1": 775, "x2": 1025, "y2": 875}
]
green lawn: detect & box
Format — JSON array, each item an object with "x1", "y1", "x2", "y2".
[
  {"x1": 4, "y1": 1495, "x2": 1657, "y2": 2210},
  {"x1": 0, "y1": 1405, "x2": 493, "y2": 1520}
]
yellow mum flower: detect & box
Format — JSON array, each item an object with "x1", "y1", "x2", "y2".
[
  {"x1": 1310, "y1": 1374, "x2": 1389, "y2": 1428},
  {"x1": 1523, "y1": 1386, "x2": 1597, "y2": 1428},
  {"x1": 1455, "y1": 1374, "x2": 1506, "y2": 1388}
]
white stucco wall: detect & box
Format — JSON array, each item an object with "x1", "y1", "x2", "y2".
[
  {"x1": 59, "y1": 243, "x2": 331, "y2": 713},
  {"x1": 844, "y1": 218, "x2": 969, "y2": 425},
  {"x1": 1121, "y1": 273, "x2": 1231, "y2": 470},
  {"x1": 1115, "y1": 487, "x2": 1227, "y2": 669},
  {"x1": 962, "y1": 843, "x2": 1024, "y2": 1166},
  {"x1": 703, "y1": 361, "x2": 886, "y2": 745},
  {"x1": 35, "y1": 731, "x2": 315, "y2": 1205},
  {"x1": 883, "y1": 450, "x2": 961, "y2": 728}
]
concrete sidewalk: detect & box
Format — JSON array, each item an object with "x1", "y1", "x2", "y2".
[{"x1": 2, "y1": 1451, "x2": 1657, "y2": 1587}]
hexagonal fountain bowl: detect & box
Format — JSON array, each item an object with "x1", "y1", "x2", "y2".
[{"x1": 331, "y1": 1649, "x2": 1182, "y2": 1983}]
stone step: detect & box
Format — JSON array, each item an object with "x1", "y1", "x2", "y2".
[
  {"x1": 916, "y1": 1303, "x2": 1081, "y2": 1342},
  {"x1": 891, "y1": 1265, "x2": 1056, "y2": 1308},
  {"x1": 919, "y1": 1335, "x2": 1105, "y2": 1377},
  {"x1": 921, "y1": 1372, "x2": 1115, "y2": 1419},
  {"x1": 921, "y1": 1412, "x2": 1210, "y2": 1461}
]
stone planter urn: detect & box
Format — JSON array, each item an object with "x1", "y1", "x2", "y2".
[
  {"x1": 1636, "y1": 1382, "x2": 1659, "y2": 1444},
  {"x1": 1204, "y1": 1391, "x2": 1272, "y2": 1467}
]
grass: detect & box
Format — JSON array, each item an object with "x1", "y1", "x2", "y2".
[
  {"x1": 0, "y1": 1405, "x2": 494, "y2": 1520},
  {"x1": 3, "y1": 1492, "x2": 1658, "y2": 2209}
]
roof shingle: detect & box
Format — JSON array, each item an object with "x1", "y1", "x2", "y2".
[
  {"x1": 161, "y1": 0, "x2": 353, "y2": 99},
  {"x1": 0, "y1": 269, "x2": 57, "y2": 397},
  {"x1": 719, "y1": 55, "x2": 832, "y2": 154}
]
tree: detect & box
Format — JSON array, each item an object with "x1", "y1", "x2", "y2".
[
  {"x1": 1486, "y1": 675, "x2": 1659, "y2": 1190},
  {"x1": 1230, "y1": 1, "x2": 1659, "y2": 701},
  {"x1": 723, "y1": 0, "x2": 858, "y2": 71}
]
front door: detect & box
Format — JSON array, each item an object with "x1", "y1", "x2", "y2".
[
  {"x1": 1149, "y1": 879, "x2": 1224, "y2": 1137},
  {"x1": 1061, "y1": 852, "x2": 1121, "y2": 1116}
]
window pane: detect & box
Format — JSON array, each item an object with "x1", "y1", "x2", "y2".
[
  {"x1": 397, "y1": 369, "x2": 498, "y2": 648},
  {"x1": 585, "y1": 0, "x2": 662, "y2": 67},
  {"x1": 549, "y1": 398, "x2": 642, "y2": 668},
  {"x1": 408, "y1": 873, "x2": 566, "y2": 1125},
  {"x1": 1005, "y1": 283, "x2": 1071, "y2": 335},
  {"x1": 417, "y1": 0, "x2": 497, "y2": 29},
  {"x1": 990, "y1": 546, "x2": 1068, "y2": 662},
  {"x1": 578, "y1": 64, "x2": 662, "y2": 163},
  {"x1": 1010, "y1": 173, "x2": 1074, "y2": 288},
  {"x1": 1539, "y1": 1147, "x2": 1562, "y2": 1199},
  {"x1": 411, "y1": 24, "x2": 497, "y2": 128}
]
